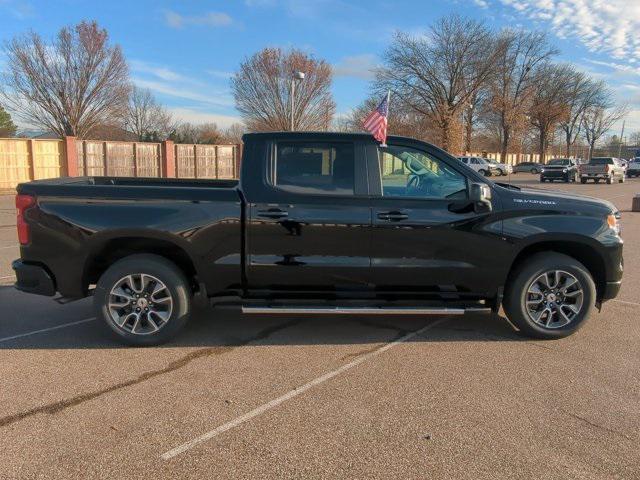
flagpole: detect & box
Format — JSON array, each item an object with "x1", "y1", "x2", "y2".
[{"x1": 380, "y1": 90, "x2": 390, "y2": 148}]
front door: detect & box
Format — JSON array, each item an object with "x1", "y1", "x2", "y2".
[
  {"x1": 245, "y1": 139, "x2": 371, "y2": 294},
  {"x1": 367, "y1": 142, "x2": 504, "y2": 299}
]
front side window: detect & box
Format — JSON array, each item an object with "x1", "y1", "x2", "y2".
[
  {"x1": 378, "y1": 146, "x2": 467, "y2": 199},
  {"x1": 274, "y1": 142, "x2": 355, "y2": 195}
]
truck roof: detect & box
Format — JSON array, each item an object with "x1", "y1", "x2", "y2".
[{"x1": 242, "y1": 131, "x2": 419, "y2": 143}]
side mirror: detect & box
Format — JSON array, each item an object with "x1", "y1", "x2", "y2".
[{"x1": 469, "y1": 182, "x2": 492, "y2": 212}]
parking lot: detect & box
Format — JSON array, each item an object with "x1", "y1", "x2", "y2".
[{"x1": 0, "y1": 175, "x2": 639, "y2": 479}]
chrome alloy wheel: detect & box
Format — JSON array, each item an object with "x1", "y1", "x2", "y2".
[
  {"x1": 525, "y1": 270, "x2": 584, "y2": 329},
  {"x1": 108, "y1": 274, "x2": 173, "y2": 335}
]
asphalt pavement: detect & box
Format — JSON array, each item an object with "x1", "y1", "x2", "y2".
[{"x1": 0, "y1": 175, "x2": 638, "y2": 479}]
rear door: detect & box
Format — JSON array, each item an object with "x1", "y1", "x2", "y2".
[
  {"x1": 366, "y1": 141, "x2": 505, "y2": 299},
  {"x1": 244, "y1": 139, "x2": 371, "y2": 294}
]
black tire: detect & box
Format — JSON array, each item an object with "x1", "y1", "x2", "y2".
[
  {"x1": 479, "y1": 169, "x2": 488, "y2": 176},
  {"x1": 531, "y1": 168, "x2": 538, "y2": 174},
  {"x1": 619, "y1": 175, "x2": 625, "y2": 183},
  {"x1": 503, "y1": 253, "x2": 596, "y2": 339},
  {"x1": 581, "y1": 178, "x2": 587, "y2": 184},
  {"x1": 94, "y1": 254, "x2": 192, "y2": 346},
  {"x1": 606, "y1": 175, "x2": 613, "y2": 184},
  {"x1": 540, "y1": 177, "x2": 545, "y2": 183}
]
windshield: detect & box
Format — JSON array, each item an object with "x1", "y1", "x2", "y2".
[
  {"x1": 590, "y1": 158, "x2": 613, "y2": 165},
  {"x1": 548, "y1": 159, "x2": 569, "y2": 166},
  {"x1": 484, "y1": 158, "x2": 497, "y2": 164}
]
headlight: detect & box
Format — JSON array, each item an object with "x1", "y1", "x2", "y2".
[
  {"x1": 541, "y1": 168, "x2": 545, "y2": 173},
  {"x1": 562, "y1": 168, "x2": 568, "y2": 173},
  {"x1": 607, "y1": 213, "x2": 621, "y2": 235}
]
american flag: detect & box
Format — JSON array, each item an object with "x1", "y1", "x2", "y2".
[{"x1": 362, "y1": 92, "x2": 390, "y2": 145}]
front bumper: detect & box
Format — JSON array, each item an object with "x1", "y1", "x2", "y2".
[
  {"x1": 602, "y1": 280, "x2": 621, "y2": 301},
  {"x1": 12, "y1": 259, "x2": 56, "y2": 296},
  {"x1": 541, "y1": 170, "x2": 569, "y2": 180}
]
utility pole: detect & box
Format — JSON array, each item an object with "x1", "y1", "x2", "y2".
[
  {"x1": 617, "y1": 119, "x2": 625, "y2": 158},
  {"x1": 290, "y1": 71, "x2": 305, "y2": 131}
]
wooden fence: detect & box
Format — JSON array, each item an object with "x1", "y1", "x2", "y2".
[
  {"x1": 0, "y1": 137, "x2": 241, "y2": 190},
  {"x1": 0, "y1": 139, "x2": 65, "y2": 189}
]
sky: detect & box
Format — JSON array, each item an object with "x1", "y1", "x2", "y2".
[{"x1": 1, "y1": 0, "x2": 639, "y2": 137}]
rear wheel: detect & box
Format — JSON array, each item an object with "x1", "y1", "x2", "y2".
[
  {"x1": 539, "y1": 177, "x2": 545, "y2": 183},
  {"x1": 94, "y1": 254, "x2": 192, "y2": 346},
  {"x1": 619, "y1": 174, "x2": 625, "y2": 183},
  {"x1": 531, "y1": 168, "x2": 539, "y2": 174},
  {"x1": 606, "y1": 175, "x2": 613, "y2": 184},
  {"x1": 581, "y1": 178, "x2": 587, "y2": 184},
  {"x1": 479, "y1": 169, "x2": 488, "y2": 176},
  {"x1": 504, "y1": 253, "x2": 596, "y2": 339}
]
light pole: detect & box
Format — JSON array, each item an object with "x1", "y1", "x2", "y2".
[{"x1": 290, "y1": 71, "x2": 305, "y2": 131}]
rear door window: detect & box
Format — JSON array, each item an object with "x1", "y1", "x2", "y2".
[{"x1": 274, "y1": 142, "x2": 355, "y2": 196}]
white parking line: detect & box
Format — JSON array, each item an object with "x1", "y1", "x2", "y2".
[
  {"x1": 612, "y1": 299, "x2": 640, "y2": 307},
  {"x1": 0, "y1": 245, "x2": 18, "y2": 250},
  {"x1": 0, "y1": 317, "x2": 96, "y2": 343},
  {"x1": 0, "y1": 275, "x2": 14, "y2": 280},
  {"x1": 161, "y1": 317, "x2": 449, "y2": 460}
]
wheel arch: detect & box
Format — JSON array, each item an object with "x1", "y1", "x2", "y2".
[
  {"x1": 506, "y1": 240, "x2": 607, "y2": 302},
  {"x1": 83, "y1": 236, "x2": 199, "y2": 294}
]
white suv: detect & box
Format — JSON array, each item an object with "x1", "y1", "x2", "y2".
[
  {"x1": 458, "y1": 156, "x2": 501, "y2": 176},
  {"x1": 485, "y1": 158, "x2": 513, "y2": 176}
]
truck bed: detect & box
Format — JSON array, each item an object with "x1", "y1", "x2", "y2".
[{"x1": 18, "y1": 176, "x2": 240, "y2": 201}]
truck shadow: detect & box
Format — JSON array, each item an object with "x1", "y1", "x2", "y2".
[{"x1": 0, "y1": 284, "x2": 534, "y2": 350}]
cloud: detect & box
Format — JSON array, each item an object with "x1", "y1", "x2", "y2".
[
  {"x1": 130, "y1": 60, "x2": 186, "y2": 82},
  {"x1": 164, "y1": 10, "x2": 233, "y2": 29},
  {"x1": 332, "y1": 54, "x2": 378, "y2": 80},
  {"x1": 473, "y1": 0, "x2": 489, "y2": 7},
  {"x1": 131, "y1": 78, "x2": 234, "y2": 108},
  {"x1": 207, "y1": 70, "x2": 234, "y2": 80},
  {"x1": 493, "y1": 0, "x2": 640, "y2": 61},
  {"x1": 167, "y1": 107, "x2": 241, "y2": 128},
  {"x1": 0, "y1": 0, "x2": 33, "y2": 19}
]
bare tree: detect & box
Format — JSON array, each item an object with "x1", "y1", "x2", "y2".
[
  {"x1": 489, "y1": 30, "x2": 557, "y2": 162},
  {"x1": 124, "y1": 86, "x2": 173, "y2": 141},
  {"x1": 221, "y1": 122, "x2": 244, "y2": 144},
  {"x1": 232, "y1": 48, "x2": 335, "y2": 131},
  {"x1": 1, "y1": 21, "x2": 130, "y2": 138},
  {"x1": 528, "y1": 63, "x2": 573, "y2": 161},
  {"x1": 558, "y1": 73, "x2": 604, "y2": 157},
  {"x1": 582, "y1": 104, "x2": 628, "y2": 159},
  {"x1": 169, "y1": 122, "x2": 225, "y2": 144},
  {"x1": 375, "y1": 15, "x2": 500, "y2": 152}
]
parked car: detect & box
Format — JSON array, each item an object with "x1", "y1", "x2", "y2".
[
  {"x1": 626, "y1": 158, "x2": 640, "y2": 177},
  {"x1": 513, "y1": 161, "x2": 543, "y2": 174},
  {"x1": 540, "y1": 158, "x2": 580, "y2": 183},
  {"x1": 457, "y1": 156, "x2": 501, "y2": 176},
  {"x1": 484, "y1": 158, "x2": 513, "y2": 176},
  {"x1": 579, "y1": 157, "x2": 626, "y2": 184},
  {"x1": 13, "y1": 132, "x2": 623, "y2": 345}
]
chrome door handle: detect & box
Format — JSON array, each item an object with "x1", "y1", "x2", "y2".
[
  {"x1": 257, "y1": 209, "x2": 289, "y2": 219},
  {"x1": 377, "y1": 211, "x2": 409, "y2": 221}
]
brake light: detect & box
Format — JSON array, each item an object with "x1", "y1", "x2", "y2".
[
  {"x1": 16, "y1": 194, "x2": 35, "y2": 245},
  {"x1": 605, "y1": 164, "x2": 610, "y2": 173}
]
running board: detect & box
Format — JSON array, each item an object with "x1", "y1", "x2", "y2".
[{"x1": 241, "y1": 306, "x2": 491, "y2": 315}]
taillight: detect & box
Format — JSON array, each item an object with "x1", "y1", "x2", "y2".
[
  {"x1": 605, "y1": 164, "x2": 611, "y2": 173},
  {"x1": 16, "y1": 194, "x2": 35, "y2": 245}
]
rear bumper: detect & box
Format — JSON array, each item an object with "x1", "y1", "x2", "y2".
[{"x1": 12, "y1": 259, "x2": 56, "y2": 296}]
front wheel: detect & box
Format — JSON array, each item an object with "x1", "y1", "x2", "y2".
[
  {"x1": 531, "y1": 168, "x2": 539, "y2": 174},
  {"x1": 94, "y1": 254, "x2": 192, "y2": 346},
  {"x1": 606, "y1": 175, "x2": 613, "y2": 184},
  {"x1": 503, "y1": 253, "x2": 596, "y2": 339},
  {"x1": 479, "y1": 169, "x2": 488, "y2": 176}
]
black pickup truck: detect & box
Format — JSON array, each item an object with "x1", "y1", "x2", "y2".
[{"x1": 13, "y1": 132, "x2": 623, "y2": 345}]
